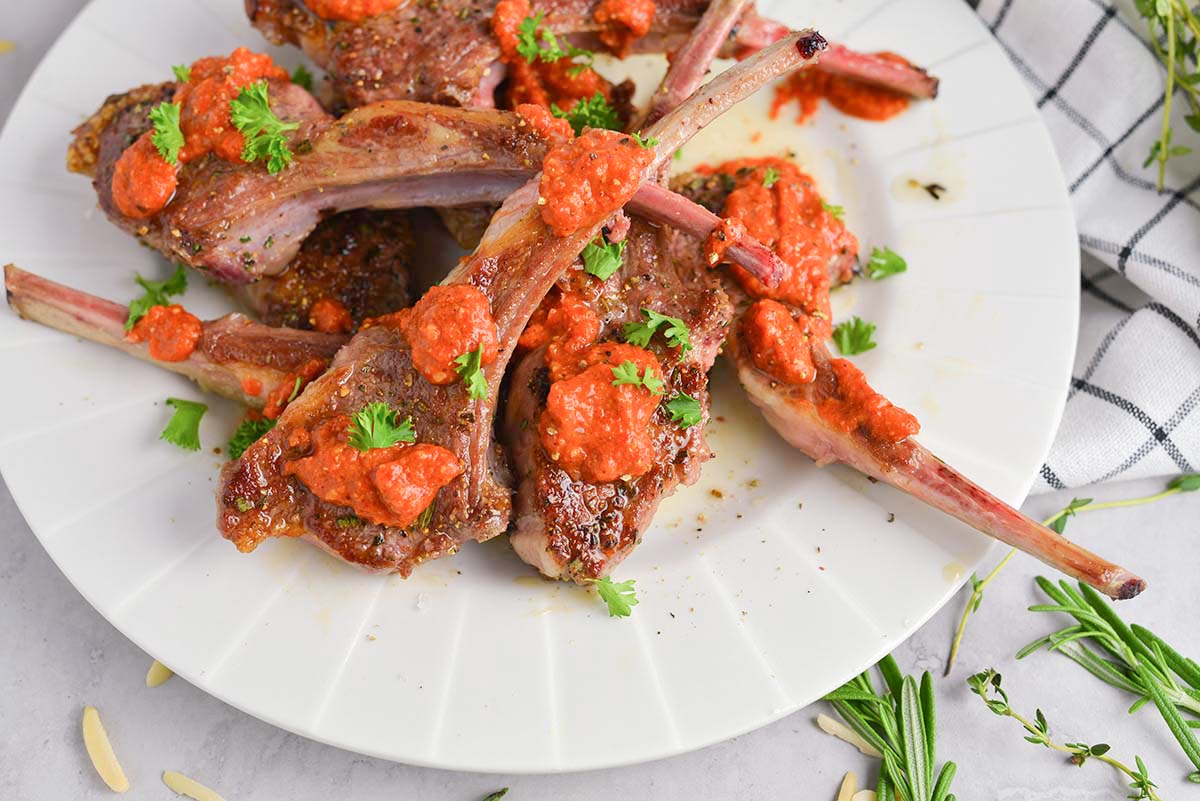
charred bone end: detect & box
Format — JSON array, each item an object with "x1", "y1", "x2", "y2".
[{"x1": 796, "y1": 31, "x2": 829, "y2": 61}]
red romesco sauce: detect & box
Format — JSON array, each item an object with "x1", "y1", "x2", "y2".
[
  {"x1": 110, "y1": 48, "x2": 290, "y2": 219},
  {"x1": 771, "y1": 52, "x2": 912, "y2": 124},
  {"x1": 284, "y1": 416, "x2": 463, "y2": 528},
  {"x1": 594, "y1": 0, "x2": 656, "y2": 57},
  {"x1": 706, "y1": 157, "x2": 856, "y2": 338},
  {"x1": 125, "y1": 304, "x2": 202, "y2": 362},
  {"x1": 741, "y1": 299, "x2": 816, "y2": 385},
  {"x1": 539, "y1": 130, "x2": 654, "y2": 236},
  {"x1": 818, "y1": 358, "x2": 919, "y2": 444},
  {"x1": 241, "y1": 376, "x2": 264, "y2": 397},
  {"x1": 262, "y1": 358, "x2": 326, "y2": 419},
  {"x1": 703, "y1": 217, "x2": 747, "y2": 268},
  {"x1": 303, "y1": 0, "x2": 403, "y2": 21},
  {"x1": 540, "y1": 342, "x2": 661, "y2": 483},
  {"x1": 518, "y1": 289, "x2": 602, "y2": 380},
  {"x1": 309, "y1": 297, "x2": 353, "y2": 334},
  {"x1": 400, "y1": 284, "x2": 498, "y2": 385},
  {"x1": 515, "y1": 103, "x2": 573, "y2": 144},
  {"x1": 493, "y1": 0, "x2": 611, "y2": 109}
]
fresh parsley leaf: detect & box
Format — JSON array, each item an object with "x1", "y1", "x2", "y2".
[
  {"x1": 1047, "y1": 497, "x2": 1093, "y2": 534},
  {"x1": 125, "y1": 264, "x2": 188, "y2": 331},
  {"x1": 515, "y1": 12, "x2": 593, "y2": 73},
  {"x1": 623, "y1": 308, "x2": 692, "y2": 354},
  {"x1": 347, "y1": 402, "x2": 415, "y2": 451},
  {"x1": 610, "y1": 361, "x2": 664, "y2": 396},
  {"x1": 866, "y1": 246, "x2": 907, "y2": 280},
  {"x1": 227, "y1": 417, "x2": 276, "y2": 460},
  {"x1": 481, "y1": 790, "x2": 509, "y2": 801},
  {"x1": 149, "y1": 101, "x2": 184, "y2": 165},
  {"x1": 832, "y1": 316, "x2": 877, "y2": 356},
  {"x1": 551, "y1": 92, "x2": 620, "y2": 135},
  {"x1": 171, "y1": 64, "x2": 191, "y2": 83},
  {"x1": 230, "y1": 81, "x2": 300, "y2": 175},
  {"x1": 821, "y1": 200, "x2": 845, "y2": 219},
  {"x1": 580, "y1": 236, "x2": 625, "y2": 280},
  {"x1": 592, "y1": 576, "x2": 638, "y2": 617},
  {"x1": 161, "y1": 397, "x2": 207, "y2": 451},
  {"x1": 631, "y1": 131, "x2": 659, "y2": 149},
  {"x1": 665, "y1": 393, "x2": 703, "y2": 429},
  {"x1": 1169, "y1": 473, "x2": 1200, "y2": 491},
  {"x1": 762, "y1": 166, "x2": 780, "y2": 187},
  {"x1": 454, "y1": 346, "x2": 488, "y2": 400},
  {"x1": 291, "y1": 63, "x2": 314, "y2": 92}
]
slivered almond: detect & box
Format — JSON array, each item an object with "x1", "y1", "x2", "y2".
[
  {"x1": 163, "y1": 770, "x2": 228, "y2": 801},
  {"x1": 835, "y1": 771, "x2": 857, "y2": 801},
  {"x1": 816, "y1": 712, "x2": 883, "y2": 758},
  {"x1": 81, "y1": 706, "x2": 129, "y2": 793},
  {"x1": 146, "y1": 660, "x2": 174, "y2": 688},
  {"x1": 852, "y1": 792, "x2": 877, "y2": 801}
]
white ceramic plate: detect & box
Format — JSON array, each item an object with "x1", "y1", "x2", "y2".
[{"x1": 0, "y1": 0, "x2": 1077, "y2": 773}]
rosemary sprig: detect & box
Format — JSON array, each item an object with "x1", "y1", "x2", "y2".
[
  {"x1": 823, "y1": 655, "x2": 958, "y2": 801},
  {"x1": 1019, "y1": 576, "x2": 1200, "y2": 782},
  {"x1": 968, "y1": 668, "x2": 1163, "y2": 800},
  {"x1": 945, "y1": 474, "x2": 1198, "y2": 676},
  {"x1": 1137, "y1": 0, "x2": 1200, "y2": 189}
]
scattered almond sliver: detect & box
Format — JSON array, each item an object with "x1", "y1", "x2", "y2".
[
  {"x1": 816, "y1": 712, "x2": 883, "y2": 758},
  {"x1": 146, "y1": 660, "x2": 174, "y2": 688},
  {"x1": 852, "y1": 791, "x2": 877, "y2": 801},
  {"x1": 163, "y1": 770, "x2": 228, "y2": 801},
  {"x1": 835, "y1": 771, "x2": 857, "y2": 801},
  {"x1": 81, "y1": 706, "x2": 130, "y2": 793}
]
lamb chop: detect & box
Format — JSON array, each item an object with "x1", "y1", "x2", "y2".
[
  {"x1": 215, "y1": 31, "x2": 828, "y2": 574},
  {"x1": 245, "y1": 0, "x2": 938, "y2": 109},
  {"x1": 4, "y1": 265, "x2": 346, "y2": 411}
]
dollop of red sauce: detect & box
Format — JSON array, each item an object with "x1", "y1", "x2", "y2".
[
  {"x1": 539, "y1": 129, "x2": 654, "y2": 236},
  {"x1": 110, "y1": 48, "x2": 290, "y2": 219},
  {"x1": 262, "y1": 358, "x2": 326, "y2": 419},
  {"x1": 540, "y1": 342, "x2": 661, "y2": 483},
  {"x1": 518, "y1": 289, "x2": 602, "y2": 380},
  {"x1": 515, "y1": 103, "x2": 573, "y2": 144},
  {"x1": 705, "y1": 157, "x2": 856, "y2": 338},
  {"x1": 125, "y1": 304, "x2": 202, "y2": 362},
  {"x1": 304, "y1": 0, "x2": 403, "y2": 21},
  {"x1": 398, "y1": 284, "x2": 498, "y2": 386},
  {"x1": 771, "y1": 52, "x2": 913, "y2": 124},
  {"x1": 703, "y1": 217, "x2": 747, "y2": 268},
  {"x1": 818, "y1": 358, "x2": 920, "y2": 444},
  {"x1": 284, "y1": 415, "x2": 463, "y2": 528},
  {"x1": 594, "y1": 0, "x2": 656, "y2": 57},
  {"x1": 741, "y1": 299, "x2": 816, "y2": 385},
  {"x1": 309, "y1": 297, "x2": 353, "y2": 334},
  {"x1": 241, "y1": 376, "x2": 264, "y2": 397},
  {"x1": 493, "y1": 0, "x2": 611, "y2": 110}
]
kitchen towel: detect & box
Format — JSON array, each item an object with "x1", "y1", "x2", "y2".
[{"x1": 974, "y1": 0, "x2": 1200, "y2": 490}]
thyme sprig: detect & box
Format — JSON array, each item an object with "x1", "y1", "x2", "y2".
[
  {"x1": 1137, "y1": 0, "x2": 1200, "y2": 189},
  {"x1": 968, "y1": 668, "x2": 1163, "y2": 799},
  {"x1": 1019, "y1": 576, "x2": 1200, "y2": 782},
  {"x1": 945, "y1": 474, "x2": 1198, "y2": 676}
]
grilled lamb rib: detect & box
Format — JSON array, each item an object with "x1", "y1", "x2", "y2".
[{"x1": 215, "y1": 31, "x2": 827, "y2": 573}]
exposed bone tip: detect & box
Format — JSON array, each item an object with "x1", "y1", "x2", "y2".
[
  {"x1": 1116, "y1": 574, "x2": 1147, "y2": 600},
  {"x1": 796, "y1": 31, "x2": 829, "y2": 60}
]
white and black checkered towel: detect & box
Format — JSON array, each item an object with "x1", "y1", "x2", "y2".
[{"x1": 971, "y1": 0, "x2": 1200, "y2": 490}]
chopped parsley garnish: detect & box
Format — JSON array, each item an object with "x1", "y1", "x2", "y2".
[
  {"x1": 550, "y1": 92, "x2": 619, "y2": 135},
  {"x1": 336, "y1": 515, "x2": 362, "y2": 528},
  {"x1": 454, "y1": 346, "x2": 488, "y2": 400},
  {"x1": 171, "y1": 64, "x2": 191, "y2": 83},
  {"x1": 611, "y1": 361, "x2": 664, "y2": 395},
  {"x1": 866, "y1": 246, "x2": 907, "y2": 280},
  {"x1": 230, "y1": 81, "x2": 300, "y2": 175},
  {"x1": 762, "y1": 167, "x2": 780, "y2": 188},
  {"x1": 291, "y1": 63, "x2": 314, "y2": 92},
  {"x1": 481, "y1": 790, "x2": 509, "y2": 801},
  {"x1": 149, "y1": 102, "x2": 184, "y2": 165},
  {"x1": 347, "y1": 402, "x2": 415, "y2": 451},
  {"x1": 631, "y1": 131, "x2": 659, "y2": 149},
  {"x1": 623, "y1": 308, "x2": 692, "y2": 355},
  {"x1": 833, "y1": 316, "x2": 878, "y2": 356},
  {"x1": 590, "y1": 576, "x2": 638, "y2": 617},
  {"x1": 580, "y1": 236, "x2": 625, "y2": 280},
  {"x1": 226, "y1": 417, "x2": 276, "y2": 460},
  {"x1": 821, "y1": 200, "x2": 845, "y2": 219},
  {"x1": 125, "y1": 264, "x2": 188, "y2": 331},
  {"x1": 160, "y1": 398, "x2": 207, "y2": 451},
  {"x1": 515, "y1": 12, "x2": 593, "y2": 74},
  {"x1": 665, "y1": 393, "x2": 703, "y2": 429}
]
